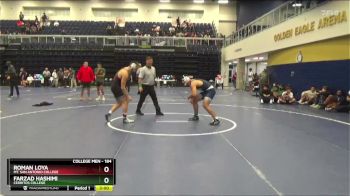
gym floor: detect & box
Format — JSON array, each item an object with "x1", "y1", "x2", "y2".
[{"x1": 0, "y1": 86, "x2": 349, "y2": 195}]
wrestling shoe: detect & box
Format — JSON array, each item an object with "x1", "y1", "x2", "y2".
[
  {"x1": 123, "y1": 117, "x2": 135, "y2": 124},
  {"x1": 210, "y1": 119, "x2": 220, "y2": 126},
  {"x1": 188, "y1": 115, "x2": 199, "y2": 121},
  {"x1": 105, "y1": 113, "x2": 111, "y2": 123}
]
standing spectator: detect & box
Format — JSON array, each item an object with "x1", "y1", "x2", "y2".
[
  {"x1": 19, "y1": 12, "x2": 24, "y2": 21},
  {"x1": 176, "y1": 17, "x2": 181, "y2": 30},
  {"x1": 42, "y1": 67, "x2": 51, "y2": 87},
  {"x1": 298, "y1": 86, "x2": 317, "y2": 105},
  {"x1": 232, "y1": 71, "x2": 237, "y2": 89},
  {"x1": 63, "y1": 67, "x2": 70, "y2": 87},
  {"x1": 278, "y1": 87, "x2": 296, "y2": 104},
  {"x1": 77, "y1": 61, "x2": 95, "y2": 101},
  {"x1": 69, "y1": 67, "x2": 77, "y2": 89},
  {"x1": 57, "y1": 68, "x2": 64, "y2": 87},
  {"x1": 260, "y1": 84, "x2": 273, "y2": 104},
  {"x1": 94, "y1": 63, "x2": 106, "y2": 101},
  {"x1": 6, "y1": 61, "x2": 20, "y2": 98},
  {"x1": 136, "y1": 56, "x2": 164, "y2": 116},
  {"x1": 52, "y1": 69, "x2": 58, "y2": 87},
  {"x1": 41, "y1": 12, "x2": 48, "y2": 24},
  {"x1": 19, "y1": 67, "x2": 28, "y2": 86},
  {"x1": 247, "y1": 68, "x2": 254, "y2": 90}
]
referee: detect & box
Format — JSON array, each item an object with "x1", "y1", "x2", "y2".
[{"x1": 136, "y1": 56, "x2": 164, "y2": 116}]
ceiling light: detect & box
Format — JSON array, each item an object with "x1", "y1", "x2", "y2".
[
  {"x1": 233, "y1": 61, "x2": 238, "y2": 64},
  {"x1": 292, "y1": 3, "x2": 302, "y2": 7},
  {"x1": 245, "y1": 59, "x2": 250, "y2": 62},
  {"x1": 194, "y1": 0, "x2": 204, "y2": 4},
  {"x1": 160, "y1": 0, "x2": 170, "y2": 2},
  {"x1": 253, "y1": 57, "x2": 259, "y2": 60},
  {"x1": 218, "y1": 0, "x2": 229, "y2": 4},
  {"x1": 259, "y1": 57, "x2": 264, "y2": 60}
]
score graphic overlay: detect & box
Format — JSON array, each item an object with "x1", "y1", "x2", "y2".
[{"x1": 7, "y1": 158, "x2": 115, "y2": 191}]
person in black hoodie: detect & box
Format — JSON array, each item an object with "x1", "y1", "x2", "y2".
[
  {"x1": 6, "y1": 61, "x2": 20, "y2": 98},
  {"x1": 260, "y1": 84, "x2": 273, "y2": 104},
  {"x1": 324, "y1": 90, "x2": 348, "y2": 111}
]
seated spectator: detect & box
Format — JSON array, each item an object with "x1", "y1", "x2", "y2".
[
  {"x1": 311, "y1": 86, "x2": 330, "y2": 109},
  {"x1": 54, "y1": 21, "x2": 59, "y2": 27},
  {"x1": 106, "y1": 25, "x2": 113, "y2": 35},
  {"x1": 278, "y1": 87, "x2": 296, "y2": 104},
  {"x1": 324, "y1": 90, "x2": 348, "y2": 111},
  {"x1": 26, "y1": 74, "x2": 34, "y2": 86},
  {"x1": 298, "y1": 86, "x2": 317, "y2": 105},
  {"x1": 335, "y1": 90, "x2": 350, "y2": 113},
  {"x1": 260, "y1": 84, "x2": 273, "y2": 104},
  {"x1": 271, "y1": 83, "x2": 284, "y2": 103},
  {"x1": 16, "y1": 20, "x2": 25, "y2": 34}
]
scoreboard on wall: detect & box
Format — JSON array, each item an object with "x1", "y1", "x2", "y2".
[{"x1": 7, "y1": 158, "x2": 115, "y2": 191}]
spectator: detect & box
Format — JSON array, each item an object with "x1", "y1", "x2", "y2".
[
  {"x1": 34, "y1": 16, "x2": 40, "y2": 28},
  {"x1": 6, "y1": 61, "x2": 20, "y2": 98},
  {"x1": 271, "y1": 83, "x2": 284, "y2": 103},
  {"x1": 41, "y1": 12, "x2": 48, "y2": 24},
  {"x1": 19, "y1": 12, "x2": 24, "y2": 21},
  {"x1": 335, "y1": 90, "x2": 350, "y2": 113},
  {"x1": 26, "y1": 74, "x2": 34, "y2": 86},
  {"x1": 232, "y1": 71, "x2": 237, "y2": 89},
  {"x1": 106, "y1": 25, "x2": 113, "y2": 35},
  {"x1": 57, "y1": 68, "x2": 64, "y2": 87},
  {"x1": 52, "y1": 69, "x2": 58, "y2": 87},
  {"x1": 42, "y1": 67, "x2": 51, "y2": 87},
  {"x1": 94, "y1": 63, "x2": 106, "y2": 101},
  {"x1": 77, "y1": 61, "x2": 95, "y2": 101},
  {"x1": 215, "y1": 74, "x2": 224, "y2": 90},
  {"x1": 19, "y1": 67, "x2": 28, "y2": 86},
  {"x1": 176, "y1": 17, "x2": 181, "y2": 30},
  {"x1": 69, "y1": 67, "x2": 77, "y2": 89},
  {"x1": 259, "y1": 68, "x2": 268, "y2": 88},
  {"x1": 63, "y1": 67, "x2": 70, "y2": 87},
  {"x1": 17, "y1": 20, "x2": 25, "y2": 34},
  {"x1": 54, "y1": 21, "x2": 59, "y2": 27},
  {"x1": 298, "y1": 86, "x2": 317, "y2": 105},
  {"x1": 311, "y1": 86, "x2": 330, "y2": 109},
  {"x1": 260, "y1": 84, "x2": 273, "y2": 104},
  {"x1": 252, "y1": 76, "x2": 260, "y2": 96},
  {"x1": 324, "y1": 90, "x2": 348, "y2": 111},
  {"x1": 247, "y1": 68, "x2": 254, "y2": 89},
  {"x1": 278, "y1": 87, "x2": 296, "y2": 104}
]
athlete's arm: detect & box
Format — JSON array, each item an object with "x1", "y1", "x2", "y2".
[
  {"x1": 138, "y1": 68, "x2": 144, "y2": 92},
  {"x1": 120, "y1": 70, "x2": 129, "y2": 97},
  {"x1": 188, "y1": 81, "x2": 197, "y2": 99}
]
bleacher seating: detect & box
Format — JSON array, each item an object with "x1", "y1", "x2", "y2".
[
  {"x1": 0, "y1": 20, "x2": 215, "y2": 37},
  {"x1": 1, "y1": 43, "x2": 220, "y2": 82}
]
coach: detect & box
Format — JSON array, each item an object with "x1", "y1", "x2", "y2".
[{"x1": 136, "y1": 56, "x2": 164, "y2": 116}]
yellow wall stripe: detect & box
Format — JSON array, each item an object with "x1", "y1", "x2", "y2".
[{"x1": 268, "y1": 35, "x2": 350, "y2": 66}]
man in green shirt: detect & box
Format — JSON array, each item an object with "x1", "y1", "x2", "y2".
[{"x1": 95, "y1": 63, "x2": 106, "y2": 101}]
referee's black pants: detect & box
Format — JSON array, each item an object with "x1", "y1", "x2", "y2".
[{"x1": 136, "y1": 85, "x2": 161, "y2": 113}]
